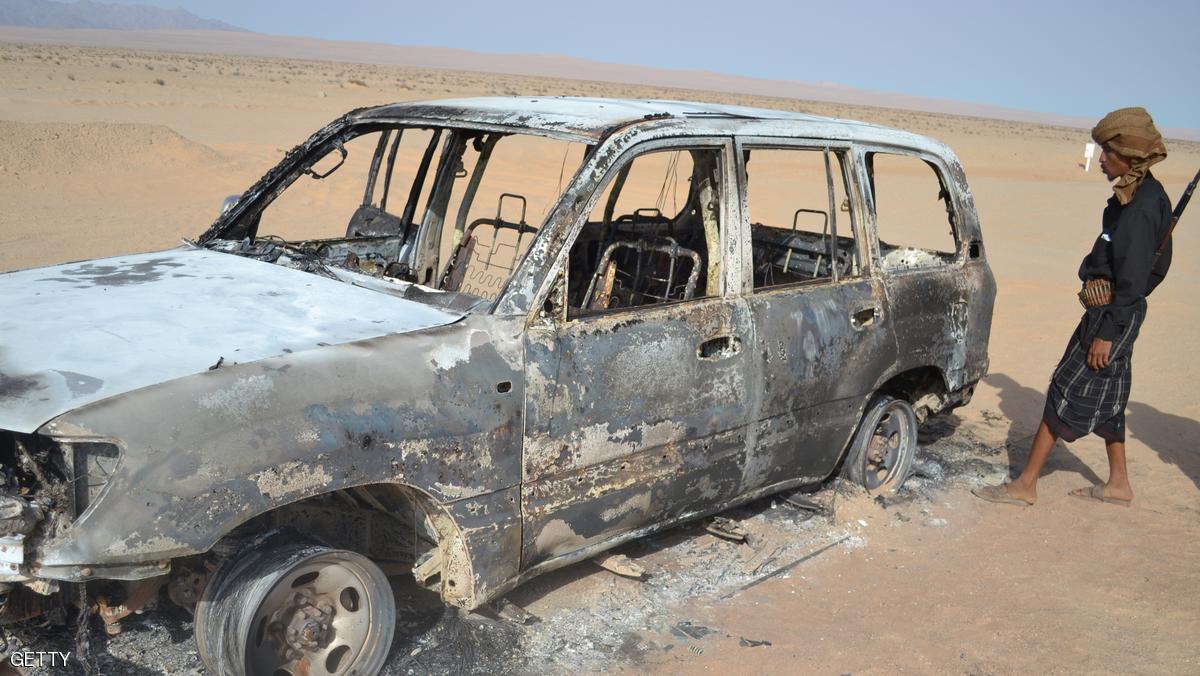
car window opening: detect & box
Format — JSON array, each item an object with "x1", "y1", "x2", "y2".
[
  {"x1": 865, "y1": 151, "x2": 960, "y2": 269},
  {"x1": 745, "y1": 147, "x2": 859, "y2": 290},
  {"x1": 206, "y1": 124, "x2": 587, "y2": 309},
  {"x1": 565, "y1": 147, "x2": 723, "y2": 318}
]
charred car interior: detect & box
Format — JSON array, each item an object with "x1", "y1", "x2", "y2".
[
  {"x1": 211, "y1": 121, "x2": 589, "y2": 311},
  {"x1": 0, "y1": 98, "x2": 995, "y2": 675}
]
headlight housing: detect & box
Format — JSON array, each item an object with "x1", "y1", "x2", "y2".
[
  {"x1": 6, "y1": 432, "x2": 124, "y2": 522},
  {"x1": 65, "y1": 441, "x2": 121, "y2": 518}
]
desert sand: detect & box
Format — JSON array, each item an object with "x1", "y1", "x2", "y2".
[
  {"x1": 1, "y1": 39, "x2": 1198, "y2": 674},
  {"x1": 12, "y1": 25, "x2": 1199, "y2": 140}
]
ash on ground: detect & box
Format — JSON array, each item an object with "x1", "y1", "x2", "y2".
[{"x1": 4, "y1": 412, "x2": 1011, "y2": 675}]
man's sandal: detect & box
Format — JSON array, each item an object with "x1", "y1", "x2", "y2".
[
  {"x1": 1069, "y1": 484, "x2": 1132, "y2": 507},
  {"x1": 971, "y1": 483, "x2": 1035, "y2": 506}
]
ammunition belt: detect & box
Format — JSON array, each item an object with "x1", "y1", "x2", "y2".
[{"x1": 1078, "y1": 278, "x2": 1113, "y2": 308}]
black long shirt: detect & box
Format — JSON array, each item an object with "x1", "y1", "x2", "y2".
[{"x1": 1079, "y1": 171, "x2": 1173, "y2": 340}]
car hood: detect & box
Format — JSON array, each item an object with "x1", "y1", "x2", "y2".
[{"x1": 0, "y1": 247, "x2": 463, "y2": 433}]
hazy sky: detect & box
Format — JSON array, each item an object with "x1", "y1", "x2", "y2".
[{"x1": 135, "y1": 0, "x2": 1198, "y2": 128}]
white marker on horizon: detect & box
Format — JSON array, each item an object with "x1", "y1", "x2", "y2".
[{"x1": 1084, "y1": 142, "x2": 1096, "y2": 172}]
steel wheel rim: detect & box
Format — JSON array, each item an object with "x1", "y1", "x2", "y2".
[
  {"x1": 246, "y1": 552, "x2": 384, "y2": 676},
  {"x1": 863, "y1": 403, "x2": 911, "y2": 490}
]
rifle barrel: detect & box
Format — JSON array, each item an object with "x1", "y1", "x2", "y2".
[
  {"x1": 1172, "y1": 167, "x2": 1200, "y2": 223},
  {"x1": 1153, "y1": 167, "x2": 1199, "y2": 257}
]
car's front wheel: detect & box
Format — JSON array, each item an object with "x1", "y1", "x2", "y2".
[
  {"x1": 195, "y1": 539, "x2": 396, "y2": 676},
  {"x1": 843, "y1": 395, "x2": 918, "y2": 496}
]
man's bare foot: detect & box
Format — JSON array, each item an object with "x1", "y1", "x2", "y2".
[
  {"x1": 972, "y1": 481, "x2": 1036, "y2": 506},
  {"x1": 1069, "y1": 483, "x2": 1133, "y2": 506}
]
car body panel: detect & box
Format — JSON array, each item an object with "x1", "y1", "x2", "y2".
[
  {"x1": 0, "y1": 247, "x2": 461, "y2": 433},
  {"x1": 852, "y1": 145, "x2": 995, "y2": 392},
  {"x1": 518, "y1": 135, "x2": 758, "y2": 566},
  {"x1": 33, "y1": 315, "x2": 523, "y2": 572},
  {"x1": 742, "y1": 277, "x2": 899, "y2": 486},
  {"x1": 730, "y1": 136, "x2": 901, "y2": 488},
  {"x1": 521, "y1": 296, "x2": 758, "y2": 567}
]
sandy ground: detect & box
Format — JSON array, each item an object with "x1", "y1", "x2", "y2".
[{"x1": 1, "y1": 40, "x2": 1199, "y2": 675}]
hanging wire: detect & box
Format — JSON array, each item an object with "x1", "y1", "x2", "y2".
[
  {"x1": 555, "y1": 144, "x2": 571, "y2": 198},
  {"x1": 655, "y1": 151, "x2": 681, "y2": 214}
]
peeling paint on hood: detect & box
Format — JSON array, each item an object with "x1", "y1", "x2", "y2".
[{"x1": 0, "y1": 247, "x2": 462, "y2": 432}]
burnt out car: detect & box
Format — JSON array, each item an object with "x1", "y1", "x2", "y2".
[{"x1": 0, "y1": 97, "x2": 993, "y2": 674}]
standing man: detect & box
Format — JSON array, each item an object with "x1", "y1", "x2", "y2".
[{"x1": 974, "y1": 107, "x2": 1172, "y2": 507}]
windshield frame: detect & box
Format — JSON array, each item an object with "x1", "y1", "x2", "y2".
[{"x1": 197, "y1": 113, "x2": 596, "y2": 314}]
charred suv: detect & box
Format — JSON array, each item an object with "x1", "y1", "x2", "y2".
[{"x1": 0, "y1": 98, "x2": 994, "y2": 674}]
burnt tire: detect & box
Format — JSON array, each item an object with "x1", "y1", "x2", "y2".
[
  {"x1": 843, "y1": 395, "x2": 918, "y2": 496},
  {"x1": 195, "y1": 539, "x2": 395, "y2": 676}
]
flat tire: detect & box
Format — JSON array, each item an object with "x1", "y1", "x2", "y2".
[
  {"x1": 843, "y1": 395, "x2": 918, "y2": 495},
  {"x1": 195, "y1": 540, "x2": 395, "y2": 676}
]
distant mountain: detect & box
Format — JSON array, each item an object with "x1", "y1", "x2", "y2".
[{"x1": 0, "y1": 0, "x2": 247, "y2": 31}]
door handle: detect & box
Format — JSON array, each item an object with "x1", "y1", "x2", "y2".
[
  {"x1": 851, "y1": 305, "x2": 881, "y2": 329},
  {"x1": 698, "y1": 335, "x2": 741, "y2": 360}
]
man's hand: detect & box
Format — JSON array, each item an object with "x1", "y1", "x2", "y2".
[{"x1": 1088, "y1": 337, "x2": 1113, "y2": 370}]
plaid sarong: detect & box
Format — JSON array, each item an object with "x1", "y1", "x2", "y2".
[{"x1": 1043, "y1": 299, "x2": 1146, "y2": 442}]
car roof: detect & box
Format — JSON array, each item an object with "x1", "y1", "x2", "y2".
[{"x1": 354, "y1": 96, "x2": 949, "y2": 154}]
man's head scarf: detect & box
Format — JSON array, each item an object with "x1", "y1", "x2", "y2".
[{"x1": 1091, "y1": 107, "x2": 1167, "y2": 204}]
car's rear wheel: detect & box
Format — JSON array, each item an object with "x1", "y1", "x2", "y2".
[
  {"x1": 195, "y1": 539, "x2": 395, "y2": 676},
  {"x1": 843, "y1": 395, "x2": 918, "y2": 495}
]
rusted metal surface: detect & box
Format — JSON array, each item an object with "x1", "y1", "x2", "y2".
[
  {"x1": 96, "y1": 576, "x2": 164, "y2": 635},
  {"x1": 0, "y1": 585, "x2": 59, "y2": 624},
  {"x1": 0, "y1": 97, "x2": 994, "y2": 621},
  {"x1": 166, "y1": 563, "x2": 207, "y2": 611}
]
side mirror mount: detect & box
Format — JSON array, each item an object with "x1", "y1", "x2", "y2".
[
  {"x1": 304, "y1": 139, "x2": 348, "y2": 180},
  {"x1": 535, "y1": 271, "x2": 567, "y2": 328}
]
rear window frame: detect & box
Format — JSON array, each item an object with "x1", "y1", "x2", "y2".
[{"x1": 855, "y1": 144, "x2": 967, "y2": 272}]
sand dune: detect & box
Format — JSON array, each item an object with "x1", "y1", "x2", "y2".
[
  {"x1": 2, "y1": 25, "x2": 1197, "y2": 142},
  {"x1": 1, "y1": 119, "x2": 223, "y2": 175}
]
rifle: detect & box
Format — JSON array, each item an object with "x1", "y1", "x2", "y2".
[{"x1": 1155, "y1": 166, "x2": 1200, "y2": 261}]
